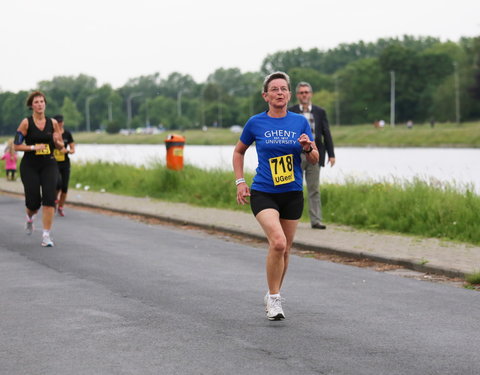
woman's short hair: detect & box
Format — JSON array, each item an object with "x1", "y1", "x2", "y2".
[
  {"x1": 262, "y1": 71, "x2": 291, "y2": 93},
  {"x1": 26, "y1": 91, "x2": 47, "y2": 109},
  {"x1": 53, "y1": 114, "x2": 64, "y2": 123}
]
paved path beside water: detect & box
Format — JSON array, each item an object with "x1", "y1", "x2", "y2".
[{"x1": 1, "y1": 178, "x2": 479, "y2": 278}]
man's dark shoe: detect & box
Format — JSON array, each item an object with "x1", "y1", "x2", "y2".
[{"x1": 311, "y1": 223, "x2": 326, "y2": 229}]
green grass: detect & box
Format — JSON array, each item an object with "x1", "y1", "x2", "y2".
[
  {"x1": 330, "y1": 121, "x2": 480, "y2": 147},
  {"x1": 71, "y1": 161, "x2": 480, "y2": 246},
  {"x1": 4, "y1": 120, "x2": 477, "y2": 147},
  {"x1": 321, "y1": 179, "x2": 480, "y2": 245},
  {"x1": 71, "y1": 162, "x2": 254, "y2": 211},
  {"x1": 465, "y1": 271, "x2": 480, "y2": 285}
]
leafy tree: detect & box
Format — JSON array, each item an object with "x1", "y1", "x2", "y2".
[
  {"x1": 467, "y1": 37, "x2": 480, "y2": 117},
  {"x1": 1, "y1": 36, "x2": 479, "y2": 129},
  {"x1": 60, "y1": 97, "x2": 83, "y2": 130},
  {"x1": 105, "y1": 91, "x2": 125, "y2": 127},
  {"x1": 287, "y1": 67, "x2": 333, "y2": 92},
  {"x1": 106, "y1": 120, "x2": 122, "y2": 134},
  {"x1": 122, "y1": 72, "x2": 161, "y2": 98},
  {"x1": 312, "y1": 90, "x2": 337, "y2": 124},
  {"x1": 337, "y1": 58, "x2": 389, "y2": 124},
  {"x1": 146, "y1": 96, "x2": 176, "y2": 128},
  {"x1": 431, "y1": 76, "x2": 456, "y2": 122},
  {"x1": 39, "y1": 74, "x2": 98, "y2": 117},
  {"x1": 0, "y1": 91, "x2": 30, "y2": 134},
  {"x1": 207, "y1": 68, "x2": 255, "y2": 97},
  {"x1": 470, "y1": 70, "x2": 480, "y2": 100},
  {"x1": 160, "y1": 72, "x2": 198, "y2": 99},
  {"x1": 261, "y1": 48, "x2": 304, "y2": 74}
]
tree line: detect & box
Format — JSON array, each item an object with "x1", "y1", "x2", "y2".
[{"x1": 1, "y1": 35, "x2": 479, "y2": 135}]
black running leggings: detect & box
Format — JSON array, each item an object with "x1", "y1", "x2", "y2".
[
  {"x1": 20, "y1": 157, "x2": 58, "y2": 210},
  {"x1": 57, "y1": 163, "x2": 71, "y2": 193}
]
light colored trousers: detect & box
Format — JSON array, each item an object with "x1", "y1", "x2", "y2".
[{"x1": 301, "y1": 153, "x2": 322, "y2": 226}]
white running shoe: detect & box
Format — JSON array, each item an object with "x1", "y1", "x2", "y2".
[
  {"x1": 266, "y1": 295, "x2": 285, "y2": 321},
  {"x1": 41, "y1": 234, "x2": 54, "y2": 247},
  {"x1": 25, "y1": 220, "x2": 34, "y2": 235}
]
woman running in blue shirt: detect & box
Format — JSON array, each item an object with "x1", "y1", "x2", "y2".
[{"x1": 233, "y1": 72, "x2": 319, "y2": 320}]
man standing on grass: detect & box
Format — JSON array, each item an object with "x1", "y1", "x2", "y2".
[{"x1": 289, "y1": 82, "x2": 335, "y2": 229}]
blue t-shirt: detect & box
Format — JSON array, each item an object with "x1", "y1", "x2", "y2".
[{"x1": 240, "y1": 111, "x2": 313, "y2": 193}]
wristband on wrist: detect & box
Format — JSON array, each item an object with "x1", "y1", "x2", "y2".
[
  {"x1": 235, "y1": 178, "x2": 246, "y2": 186},
  {"x1": 304, "y1": 146, "x2": 313, "y2": 154},
  {"x1": 30, "y1": 145, "x2": 35, "y2": 151}
]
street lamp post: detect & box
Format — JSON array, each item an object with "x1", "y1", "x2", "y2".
[
  {"x1": 200, "y1": 86, "x2": 206, "y2": 127},
  {"x1": 177, "y1": 90, "x2": 183, "y2": 118},
  {"x1": 145, "y1": 99, "x2": 150, "y2": 127},
  {"x1": 107, "y1": 102, "x2": 113, "y2": 122},
  {"x1": 85, "y1": 95, "x2": 97, "y2": 132},
  {"x1": 218, "y1": 90, "x2": 222, "y2": 127},
  {"x1": 127, "y1": 92, "x2": 142, "y2": 130},
  {"x1": 390, "y1": 70, "x2": 395, "y2": 127},
  {"x1": 334, "y1": 75, "x2": 340, "y2": 126},
  {"x1": 453, "y1": 62, "x2": 461, "y2": 125}
]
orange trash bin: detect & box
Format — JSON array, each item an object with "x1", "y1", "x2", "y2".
[{"x1": 165, "y1": 134, "x2": 185, "y2": 170}]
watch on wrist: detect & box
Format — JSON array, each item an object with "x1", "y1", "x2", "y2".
[{"x1": 304, "y1": 146, "x2": 313, "y2": 154}]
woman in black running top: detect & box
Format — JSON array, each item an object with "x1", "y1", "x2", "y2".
[
  {"x1": 53, "y1": 114, "x2": 75, "y2": 217},
  {"x1": 14, "y1": 91, "x2": 65, "y2": 247}
]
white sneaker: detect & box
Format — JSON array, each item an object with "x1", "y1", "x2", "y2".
[
  {"x1": 41, "y1": 234, "x2": 54, "y2": 247},
  {"x1": 266, "y1": 295, "x2": 285, "y2": 321},
  {"x1": 25, "y1": 220, "x2": 34, "y2": 235}
]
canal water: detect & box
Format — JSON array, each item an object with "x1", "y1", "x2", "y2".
[{"x1": 74, "y1": 144, "x2": 480, "y2": 194}]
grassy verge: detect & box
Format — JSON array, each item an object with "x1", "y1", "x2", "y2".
[
  {"x1": 321, "y1": 179, "x2": 480, "y2": 245},
  {"x1": 465, "y1": 271, "x2": 480, "y2": 285},
  {"x1": 330, "y1": 121, "x2": 480, "y2": 147},
  {"x1": 71, "y1": 161, "x2": 480, "y2": 246},
  {"x1": 3, "y1": 120, "x2": 476, "y2": 147}
]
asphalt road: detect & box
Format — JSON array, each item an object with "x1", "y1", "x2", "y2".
[{"x1": 1, "y1": 195, "x2": 479, "y2": 375}]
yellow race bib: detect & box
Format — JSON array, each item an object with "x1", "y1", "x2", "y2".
[
  {"x1": 35, "y1": 144, "x2": 51, "y2": 155},
  {"x1": 54, "y1": 148, "x2": 65, "y2": 162},
  {"x1": 269, "y1": 154, "x2": 295, "y2": 186}
]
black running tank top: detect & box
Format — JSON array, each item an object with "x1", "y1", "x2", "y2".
[{"x1": 24, "y1": 116, "x2": 55, "y2": 159}]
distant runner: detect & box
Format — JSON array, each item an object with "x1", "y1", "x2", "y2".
[{"x1": 53, "y1": 114, "x2": 75, "y2": 217}]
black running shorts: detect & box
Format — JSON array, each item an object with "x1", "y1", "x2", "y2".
[{"x1": 250, "y1": 189, "x2": 304, "y2": 220}]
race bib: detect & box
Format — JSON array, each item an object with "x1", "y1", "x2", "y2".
[
  {"x1": 54, "y1": 148, "x2": 65, "y2": 162},
  {"x1": 269, "y1": 154, "x2": 295, "y2": 186},
  {"x1": 35, "y1": 144, "x2": 51, "y2": 155}
]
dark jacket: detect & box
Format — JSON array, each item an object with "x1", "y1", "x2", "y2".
[{"x1": 288, "y1": 104, "x2": 335, "y2": 166}]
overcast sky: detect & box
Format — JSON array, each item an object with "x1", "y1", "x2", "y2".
[{"x1": 1, "y1": 0, "x2": 479, "y2": 93}]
